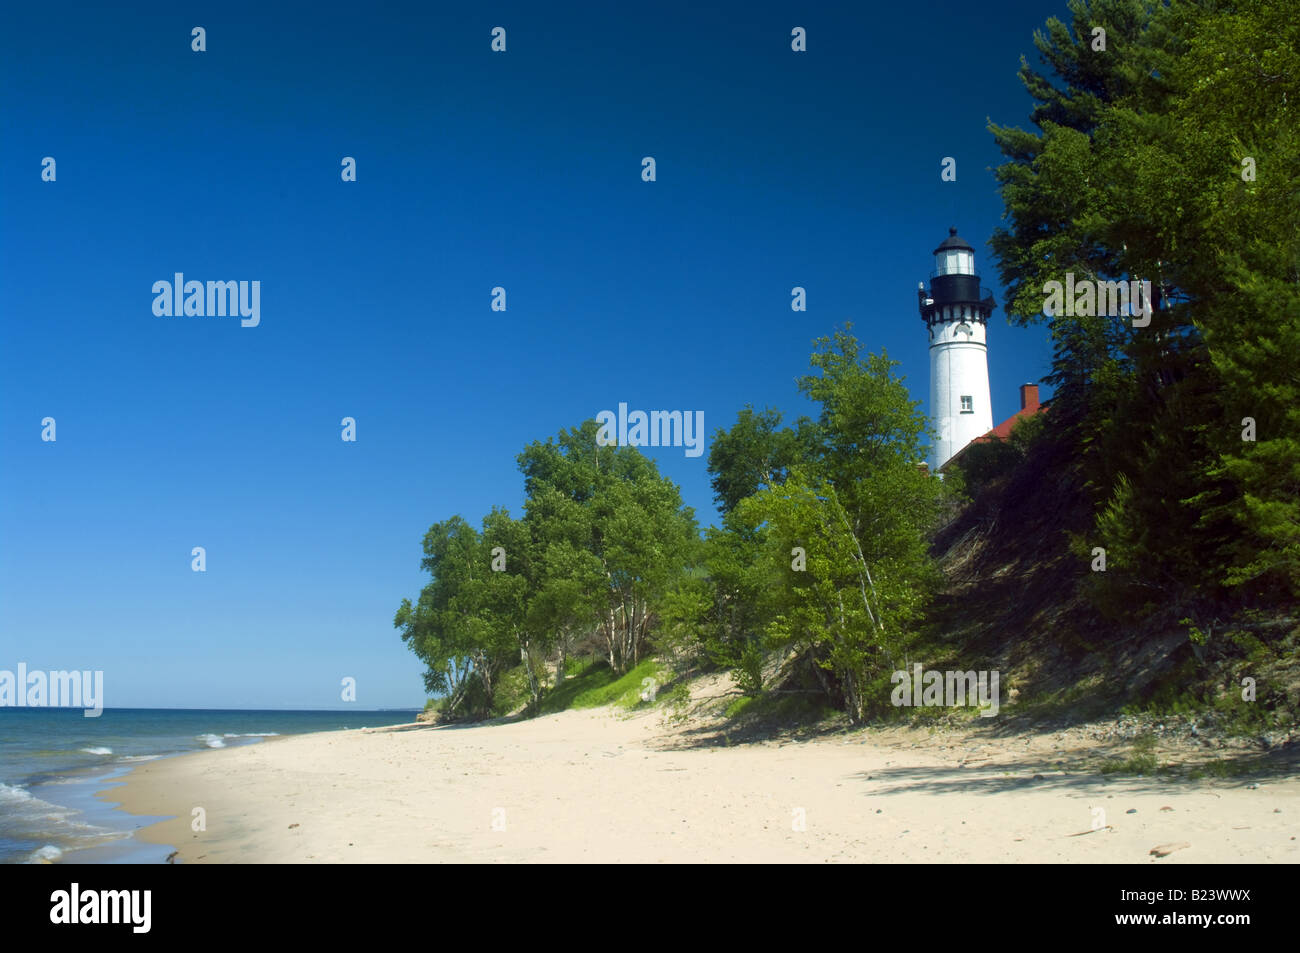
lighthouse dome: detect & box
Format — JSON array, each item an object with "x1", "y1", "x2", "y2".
[
  {"x1": 932, "y1": 227, "x2": 974, "y2": 254},
  {"x1": 933, "y1": 227, "x2": 975, "y2": 276}
]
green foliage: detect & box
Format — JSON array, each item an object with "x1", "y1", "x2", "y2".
[
  {"x1": 691, "y1": 512, "x2": 774, "y2": 695},
  {"x1": 722, "y1": 691, "x2": 840, "y2": 726},
  {"x1": 396, "y1": 420, "x2": 697, "y2": 719},
  {"x1": 491, "y1": 664, "x2": 534, "y2": 718},
  {"x1": 393, "y1": 514, "x2": 517, "y2": 720},
  {"x1": 989, "y1": 0, "x2": 1300, "y2": 616},
  {"x1": 1186, "y1": 759, "x2": 1254, "y2": 781},
  {"x1": 535, "y1": 656, "x2": 603, "y2": 715},
  {"x1": 707, "y1": 406, "x2": 815, "y2": 515},
  {"x1": 732, "y1": 639, "x2": 766, "y2": 697},
  {"x1": 950, "y1": 440, "x2": 1020, "y2": 497},
  {"x1": 398, "y1": 329, "x2": 950, "y2": 727},
  {"x1": 566, "y1": 658, "x2": 666, "y2": 711},
  {"x1": 723, "y1": 695, "x2": 754, "y2": 719},
  {"x1": 519, "y1": 421, "x2": 699, "y2": 676},
  {"x1": 949, "y1": 413, "x2": 1047, "y2": 496},
  {"x1": 718, "y1": 330, "x2": 949, "y2": 723}
]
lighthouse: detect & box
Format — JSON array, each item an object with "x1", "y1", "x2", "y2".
[{"x1": 918, "y1": 228, "x2": 996, "y2": 470}]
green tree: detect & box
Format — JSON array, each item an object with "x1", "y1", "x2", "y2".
[
  {"x1": 394, "y1": 515, "x2": 516, "y2": 719},
  {"x1": 988, "y1": 0, "x2": 1300, "y2": 611},
  {"x1": 707, "y1": 407, "x2": 814, "y2": 515},
  {"x1": 1166, "y1": 0, "x2": 1300, "y2": 599},
  {"x1": 733, "y1": 331, "x2": 947, "y2": 722},
  {"x1": 518, "y1": 421, "x2": 698, "y2": 674},
  {"x1": 478, "y1": 507, "x2": 549, "y2": 713},
  {"x1": 523, "y1": 484, "x2": 605, "y2": 685}
]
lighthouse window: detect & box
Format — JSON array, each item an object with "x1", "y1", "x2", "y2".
[{"x1": 960, "y1": 396, "x2": 973, "y2": 414}]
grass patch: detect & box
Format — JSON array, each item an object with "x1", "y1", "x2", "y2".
[
  {"x1": 1186, "y1": 758, "x2": 1255, "y2": 780},
  {"x1": 723, "y1": 691, "x2": 839, "y2": 725},
  {"x1": 538, "y1": 657, "x2": 667, "y2": 714},
  {"x1": 535, "y1": 656, "x2": 602, "y2": 714},
  {"x1": 724, "y1": 695, "x2": 755, "y2": 719},
  {"x1": 575, "y1": 658, "x2": 667, "y2": 710},
  {"x1": 1098, "y1": 732, "x2": 1161, "y2": 776}
]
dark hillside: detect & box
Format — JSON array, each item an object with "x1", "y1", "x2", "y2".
[{"x1": 927, "y1": 441, "x2": 1300, "y2": 733}]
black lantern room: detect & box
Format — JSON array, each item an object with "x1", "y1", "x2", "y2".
[{"x1": 917, "y1": 228, "x2": 997, "y2": 333}]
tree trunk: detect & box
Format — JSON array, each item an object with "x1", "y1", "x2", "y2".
[
  {"x1": 842, "y1": 670, "x2": 862, "y2": 725},
  {"x1": 526, "y1": 655, "x2": 540, "y2": 712},
  {"x1": 808, "y1": 651, "x2": 834, "y2": 701}
]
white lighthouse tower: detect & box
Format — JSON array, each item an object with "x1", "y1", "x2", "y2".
[{"x1": 918, "y1": 228, "x2": 996, "y2": 470}]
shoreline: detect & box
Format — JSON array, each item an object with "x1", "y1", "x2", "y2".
[
  {"x1": 0, "y1": 708, "x2": 422, "y2": 863},
  {"x1": 100, "y1": 705, "x2": 1300, "y2": 864},
  {"x1": 96, "y1": 723, "x2": 429, "y2": 863},
  {"x1": 12, "y1": 763, "x2": 174, "y2": 865}
]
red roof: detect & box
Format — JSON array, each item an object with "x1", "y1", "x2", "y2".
[
  {"x1": 979, "y1": 383, "x2": 1044, "y2": 442},
  {"x1": 941, "y1": 384, "x2": 1047, "y2": 471},
  {"x1": 979, "y1": 404, "x2": 1044, "y2": 443}
]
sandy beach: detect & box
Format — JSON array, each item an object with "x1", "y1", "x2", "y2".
[{"x1": 100, "y1": 692, "x2": 1299, "y2": 864}]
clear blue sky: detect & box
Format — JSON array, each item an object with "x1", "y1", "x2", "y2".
[{"x1": 1, "y1": 0, "x2": 1059, "y2": 709}]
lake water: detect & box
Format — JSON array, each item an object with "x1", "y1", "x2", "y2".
[{"x1": 0, "y1": 707, "x2": 419, "y2": 863}]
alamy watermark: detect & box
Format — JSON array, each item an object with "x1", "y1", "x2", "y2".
[
  {"x1": 1043, "y1": 274, "x2": 1153, "y2": 327},
  {"x1": 0, "y1": 663, "x2": 103, "y2": 717},
  {"x1": 152, "y1": 274, "x2": 260, "y2": 327},
  {"x1": 890, "y1": 664, "x2": 999, "y2": 717},
  {"x1": 595, "y1": 403, "x2": 705, "y2": 458},
  {"x1": 50, "y1": 883, "x2": 150, "y2": 933}
]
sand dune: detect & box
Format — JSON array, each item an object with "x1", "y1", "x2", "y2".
[{"x1": 102, "y1": 699, "x2": 1299, "y2": 863}]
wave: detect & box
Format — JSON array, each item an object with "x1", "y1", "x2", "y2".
[
  {"x1": 80, "y1": 746, "x2": 112, "y2": 755},
  {"x1": 0, "y1": 783, "x2": 108, "y2": 838},
  {"x1": 0, "y1": 781, "x2": 35, "y2": 804},
  {"x1": 117, "y1": 755, "x2": 161, "y2": 763},
  {"x1": 193, "y1": 731, "x2": 281, "y2": 748},
  {"x1": 1, "y1": 776, "x2": 153, "y2": 864}
]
